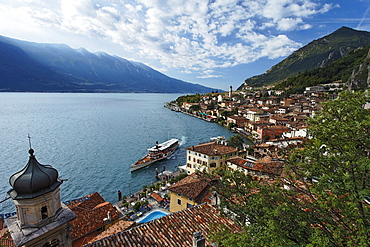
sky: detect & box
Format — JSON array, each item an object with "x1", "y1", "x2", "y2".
[{"x1": 1, "y1": 0, "x2": 370, "y2": 91}]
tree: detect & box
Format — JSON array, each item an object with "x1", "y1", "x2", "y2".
[
  {"x1": 210, "y1": 91, "x2": 370, "y2": 246},
  {"x1": 220, "y1": 110, "x2": 230, "y2": 118},
  {"x1": 227, "y1": 122, "x2": 235, "y2": 130},
  {"x1": 228, "y1": 134, "x2": 245, "y2": 148}
]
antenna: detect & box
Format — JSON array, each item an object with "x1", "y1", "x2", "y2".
[{"x1": 28, "y1": 134, "x2": 32, "y2": 149}]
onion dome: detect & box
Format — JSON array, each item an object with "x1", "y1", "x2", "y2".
[{"x1": 8, "y1": 149, "x2": 63, "y2": 200}]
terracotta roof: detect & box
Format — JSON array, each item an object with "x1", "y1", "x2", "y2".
[
  {"x1": 253, "y1": 143, "x2": 274, "y2": 148},
  {"x1": 0, "y1": 227, "x2": 15, "y2": 247},
  {"x1": 265, "y1": 125, "x2": 290, "y2": 130},
  {"x1": 254, "y1": 156, "x2": 284, "y2": 176},
  {"x1": 186, "y1": 142, "x2": 238, "y2": 156},
  {"x1": 227, "y1": 157, "x2": 250, "y2": 167},
  {"x1": 228, "y1": 156, "x2": 284, "y2": 176},
  {"x1": 87, "y1": 220, "x2": 136, "y2": 244},
  {"x1": 168, "y1": 173, "x2": 214, "y2": 204},
  {"x1": 150, "y1": 192, "x2": 164, "y2": 203},
  {"x1": 67, "y1": 192, "x2": 120, "y2": 241},
  {"x1": 85, "y1": 203, "x2": 241, "y2": 247}
]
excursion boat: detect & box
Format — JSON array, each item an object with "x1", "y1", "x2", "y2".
[{"x1": 130, "y1": 139, "x2": 179, "y2": 172}]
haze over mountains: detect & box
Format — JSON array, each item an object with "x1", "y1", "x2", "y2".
[{"x1": 0, "y1": 36, "x2": 217, "y2": 93}]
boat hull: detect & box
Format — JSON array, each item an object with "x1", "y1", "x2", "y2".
[{"x1": 130, "y1": 139, "x2": 179, "y2": 172}]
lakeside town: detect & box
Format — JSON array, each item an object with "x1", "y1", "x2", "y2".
[
  {"x1": 166, "y1": 84, "x2": 343, "y2": 144},
  {"x1": 3, "y1": 81, "x2": 367, "y2": 247}
]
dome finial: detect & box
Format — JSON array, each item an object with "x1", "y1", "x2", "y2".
[
  {"x1": 28, "y1": 134, "x2": 32, "y2": 149},
  {"x1": 28, "y1": 134, "x2": 34, "y2": 156}
]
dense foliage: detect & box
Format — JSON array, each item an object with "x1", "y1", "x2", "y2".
[
  {"x1": 227, "y1": 134, "x2": 245, "y2": 149},
  {"x1": 175, "y1": 94, "x2": 201, "y2": 105},
  {"x1": 211, "y1": 91, "x2": 370, "y2": 246}
]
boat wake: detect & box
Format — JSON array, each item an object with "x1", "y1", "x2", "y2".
[{"x1": 179, "y1": 136, "x2": 187, "y2": 146}]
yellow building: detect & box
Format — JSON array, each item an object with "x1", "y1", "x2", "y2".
[
  {"x1": 167, "y1": 173, "x2": 216, "y2": 213},
  {"x1": 182, "y1": 141, "x2": 246, "y2": 174}
]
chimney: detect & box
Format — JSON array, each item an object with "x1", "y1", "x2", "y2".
[{"x1": 192, "y1": 231, "x2": 206, "y2": 247}]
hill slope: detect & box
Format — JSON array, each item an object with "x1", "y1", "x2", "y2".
[
  {"x1": 273, "y1": 45, "x2": 370, "y2": 94},
  {"x1": 238, "y1": 27, "x2": 370, "y2": 89},
  {"x1": 0, "y1": 36, "x2": 217, "y2": 93}
]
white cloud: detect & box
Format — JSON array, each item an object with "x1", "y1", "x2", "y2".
[
  {"x1": 277, "y1": 18, "x2": 304, "y2": 31},
  {"x1": 197, "y1": 74, "x2": 222, "y2": 79},
  {"x1": 260, "y1": 35, "x2": 299, "y2": 59},
  {"x1": 0, "y1": 0, "x2": 337, "y2": 78}
]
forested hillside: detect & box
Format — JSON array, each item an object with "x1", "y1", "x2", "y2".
[
  {"x1": 273, "y1": 46, "x2": 370, "y2": 95},
  {"x1": 239, "y1": 27, "x2": 370, "y2": 90}
]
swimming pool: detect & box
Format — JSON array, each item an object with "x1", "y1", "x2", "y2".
[{"x1": 137, "y1": 210, "x2": 168, "y2": 223}]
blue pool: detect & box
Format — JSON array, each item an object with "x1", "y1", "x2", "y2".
[{"x1": 137, "y1": 211, "x2": 169, "y2": 223}]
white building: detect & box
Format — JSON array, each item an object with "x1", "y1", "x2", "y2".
[{"x1": 180, "y1": 142, "x2": 247, "y2": 174}]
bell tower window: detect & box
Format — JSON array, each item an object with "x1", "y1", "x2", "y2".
[{"x1": 41, "y1": 206, "x2": 48, "y2": 219}]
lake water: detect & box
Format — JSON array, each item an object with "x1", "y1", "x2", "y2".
[{"x1": 0, "y1": 93, "x2": 235, "y2": 214}]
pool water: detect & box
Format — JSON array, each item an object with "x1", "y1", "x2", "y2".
[{"x1": 137, "y1": 211, "x2": 168, "y2": 223}]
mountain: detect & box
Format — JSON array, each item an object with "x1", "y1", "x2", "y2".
[
  {"x1": 238, "y1": 27, "x2": 370, "y2": 90},
  {"x1": 0, "y1": 40, "x2": 94, "y2": 92},
  {"x1": 347, "y1": 48, "x2": 370, "y2": 90},
  {"x1": 0, "y1": 36, "x2": 217, "y2": 93},
  {"x1": 272, "y1": 45, "x2": 370, "y2": 94}
]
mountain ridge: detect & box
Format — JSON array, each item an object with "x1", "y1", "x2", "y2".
[
  {"x1": 0, "y1": 36, "x2": 217, "y2": 93},
  {"x1": 238, "y1": 26, "x2": 370, "y2": 90},
  {"x1": 272, "y1": 45, "x2": 370, "y2": 95}
]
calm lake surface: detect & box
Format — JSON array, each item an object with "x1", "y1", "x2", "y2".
[{"x1": 0, "y1": 93, "x2": 234, "y2": 213}]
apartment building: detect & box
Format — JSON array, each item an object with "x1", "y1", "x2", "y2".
[{"x1": 182, "y1": 141, "x2": 247, "y2": 174}]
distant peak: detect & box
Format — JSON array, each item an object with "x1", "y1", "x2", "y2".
[
  {"x1": 77, "y1": 47, "x2": 89, "y2": 54},
  {"x1": 339, "y1": 26, "x2": 352, "y2": 30}
]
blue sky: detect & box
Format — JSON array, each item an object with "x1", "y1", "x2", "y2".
[{"x1": 1, "y1": 0, "x2": 370, "y2": 91}]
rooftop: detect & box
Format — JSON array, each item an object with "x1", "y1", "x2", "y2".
[
  {"x1": 168, "y1": 173, "x2": 215, "y2": 204},
  {"x1": 228, "y1": 156, "x2": 284, "y2": 176},
  {"x1": 67, "y1": 192, "x2": 120, "y2": 242},
  {"x1": 85, "y1": 203, "x2": 241, "y2": 247},
  {"x1": 186, "y1": 142, "x2": 238, "y2": 156},
  {"x1": 87, "y1": 220, "x2": 136, "y2": 244}
]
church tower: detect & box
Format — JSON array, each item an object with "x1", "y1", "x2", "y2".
[
  {"x1": 229, "y1": 86, "x2": 233, "y2": 99},
  {"x1": 5, "y1": 147, "x2": 76, "y2": 247}
]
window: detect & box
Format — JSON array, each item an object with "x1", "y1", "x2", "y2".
[
  {"x1": 42, "y1": 239, "x2": 59, "y2": 247},
  {"x1": 177, "y1": 199, "x2": 182, "y2": 205},
  {"x1": 187, "y1": 203, "x2": 193, "y2": 208},
  {"x1": 210, "y1": 163, "x2": 216, "y2": 168},
  {"x1": 41, "y1": 206, "x2": 48, "y2": 219},
  {"x1": 188, "y1": 156, "x2": 191, "y2": 161}
]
